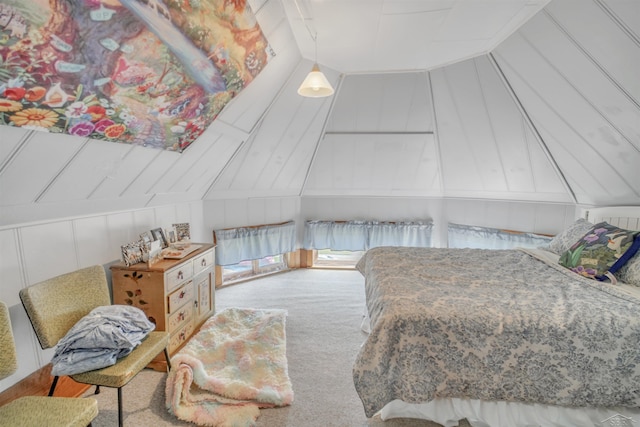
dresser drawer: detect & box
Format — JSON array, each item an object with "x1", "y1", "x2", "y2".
[
  {"x1": 193, "y1": 250, "x2": 214, "y2": 276},
  {"x1": 168, "y1": 282, "x2": 194, "y2": 314},
  {"x1": 168, "y1": 304, "x2": 193, "y2": 333},
  {"x1": 169, "y1": 321, "x2": 194, "y2": 353},
  {"x1": 166, "y1": 262, "x2": 193, "y2": 292}
]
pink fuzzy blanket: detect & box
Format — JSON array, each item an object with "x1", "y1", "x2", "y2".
[{"x1": 166, "y1": 308, "x2": 294, "y2": 426}]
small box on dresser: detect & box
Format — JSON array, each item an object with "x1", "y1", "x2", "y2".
[{"x1": 110, "y1": 243, "x2": 215, "y2": 370}]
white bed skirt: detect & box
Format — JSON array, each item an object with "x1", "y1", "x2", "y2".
[{"x1": 379, "y1": 398, "x2": 640, "y2": 427}]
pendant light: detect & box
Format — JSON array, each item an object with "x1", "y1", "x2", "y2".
[
  {"x1": 294, "y1": 0, "x2": 334, "y2": 98},
  {"x1": 298, "y1": 63, "x2": 334, "y2": 97}
]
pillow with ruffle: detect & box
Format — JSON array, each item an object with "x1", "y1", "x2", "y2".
[
  {"x1": 615, "y1": 252, "x2": 640, "y2": 286},
  {"x1": 559, "y1": 222, "x2": 640, "y2": 281},
  {"x1": 545, "y1": 218, "x2": 594, "y2": 255}
]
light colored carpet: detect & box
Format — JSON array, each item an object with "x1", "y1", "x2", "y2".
[{"x1": 84, "y1": 268, "x2": 471, "y2": 426}]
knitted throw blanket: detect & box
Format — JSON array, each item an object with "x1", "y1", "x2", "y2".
[{"x1": 166, "y1": 307, "x2": 294, "y2": 427}]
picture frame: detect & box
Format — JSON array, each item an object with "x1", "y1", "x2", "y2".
[
  {"x1": 150, "y1": 228, "x2": 168, "y2": 249},
  {"x1": 121, "y1": 240, "x2": 145, "y2": 267},
  {"x1": 139, "y1": 231, "x2": 152, "y2": 250},
  {"x1": 148, "y1": 240, "x2": 162, "y2": 266},
  {"x1": 173, "y1": 223, "x2": 191, "y2": 242}
]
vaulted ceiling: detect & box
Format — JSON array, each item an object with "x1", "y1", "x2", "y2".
[{"x1": 0, "y1": 0, "x2": 639, "y2": 226}]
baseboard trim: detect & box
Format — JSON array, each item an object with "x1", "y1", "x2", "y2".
[{"x1": 0, "y1": 363, "x2": 91, "y2": 406}]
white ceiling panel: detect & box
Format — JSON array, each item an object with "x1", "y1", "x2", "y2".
[
  {"x1": 516, "y1": 7, "x2": 640, "y2": 149},
  {"x1": 283, "y1": 0, "x2": 549, "y2": 73},
  {"x1": 601, "y1": 0, "x2": 640, "y2": 40},
  {"x1": 327, "y1": 72, "x2": 433, "y2": 132},
  {"x1": 303, "y1": 133, "x2": 440, "y2": 196},
  {"x1": 494, "y1": 7, "x2": 640, "y2": 205},
  {"x1": 209, "y1": 61, "x2": 335, "y2": 196},
  {"x1": 89, "y1": 146, "x2": 158, "y2": 200},
  {"x1": 0, "y1": 127, "x2": 31, "y2": 167},
  {"x1": 0, "y1": 132, "x2": 85, "y2": 206},
  {"x1": 39, "y1": 139, "x2": 136, "y2": 202},
  {"x1": 120, "y1": 150, "x2": 181, "y2": 197},
  {"x1": 432, "y1": 56, "x2": 570, "y2": 200},
  {"x1": 169, "y1": 133, "x2": 243, "y2": 194},
  {"x1": 544, "y1": 0, "x2": 640, "y2": 103}
]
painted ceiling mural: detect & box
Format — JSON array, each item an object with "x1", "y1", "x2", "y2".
[{"x1": 0, "y1": 0, "x2": 274, "y2": 151}]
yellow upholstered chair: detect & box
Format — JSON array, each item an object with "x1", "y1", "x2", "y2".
[
  {"x1": 0, "y1": 301, "x2": 98, "y2": 427},
  {"x1": 19, "y1": 265, "x2": 171, "y2": 427}
]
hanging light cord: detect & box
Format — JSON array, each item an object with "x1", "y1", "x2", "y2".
[{"x1": 292, "y1": 0, "x2": 317, "y2": 42}]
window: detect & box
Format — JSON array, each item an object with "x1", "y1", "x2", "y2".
[
  {"x1": 221, "y1": 254, "x2": 288, "y2": 285},
  {"x1": 313, "y1": 249, "x2": 364, "y2": 268}
]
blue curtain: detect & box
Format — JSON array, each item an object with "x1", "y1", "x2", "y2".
[
  {"x1": 303, "y1": 220, "x2": 433, "y2": 251},
  {"x1": 214, "y1": 221, "x2": 296, "y2": 266},
  {"x1": 447, "y1": 223, "x2": 551, "y2": 249}
]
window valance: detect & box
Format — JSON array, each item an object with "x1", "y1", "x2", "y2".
[
  {"x1": 303, "y1": 220, "x2": 433, "y2": 251},
  {"x1": 447, "y1": 223, "x2": 552, "y2": 250},
  {"x1": 214, "y1": 221, "x2": 296, "y2": 266}
]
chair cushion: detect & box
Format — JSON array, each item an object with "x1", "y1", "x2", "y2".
[
  {"x1": 19, "y1": 265, "x2": 111, "y2": 349},
  {"x1": 0, "y1": 302, "x2": 17, "y2": 379},
  {"x1": 71, "y1": 331, "x2": 169, "y2": 388},
  {"x1": 0, "y1": 396, "x2": 98, "y2": 427}
]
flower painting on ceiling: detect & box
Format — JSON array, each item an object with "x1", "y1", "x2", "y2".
[{"x1": 0, "y1": 0, "x2": 274, "y2": 151}]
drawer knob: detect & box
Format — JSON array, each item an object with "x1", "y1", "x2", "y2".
[
  {"x1": 177, "y1": 271, "x2": 183, "y2": 280},
  {"x1": 179, "y1": 290, "x2": 185, "y2": 299},
  {"x1": 201, "y1": 259, "x2": 207, "y2": 267}
]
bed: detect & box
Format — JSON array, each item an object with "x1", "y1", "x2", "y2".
[{"x1": 354, "y1": 207, "x2": 640, "y2": 427}]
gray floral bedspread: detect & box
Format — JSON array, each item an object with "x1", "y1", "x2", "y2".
[{"x1": 353, "y1": 246, "x2": 640, "y2": 418}]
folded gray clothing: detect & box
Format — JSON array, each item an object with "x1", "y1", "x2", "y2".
[{"x1": 51, "y1": 305, "x2": 155, "y2": 376}]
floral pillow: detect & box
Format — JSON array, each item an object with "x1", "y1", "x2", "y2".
[
  {"x1": 545, "y1": 218, "x2": 594, "y2": 255},
  {"x1": 558, "y1": 222, "x2": 640, "y2": 281}
]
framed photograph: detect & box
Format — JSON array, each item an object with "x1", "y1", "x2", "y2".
[
  {"x1": 173, "y1": 223, "x2": 191, "y2": 241},
  {"x1": 139, "y1": 231, "x2": 152, "y2": 250},
  {"x1": 150, "y1": 228, "x2": 168, "y2": 249},
  {"x1": 167, "y1": 230, "x2": 176, "y2": 243},
  {"x1": 148, "y1": 240, "x2": 162, "y2": 266},
  {"x1": 121, "y1": 241, "x2": 145, "y2": 267}
]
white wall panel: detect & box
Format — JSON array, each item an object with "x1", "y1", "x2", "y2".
[
  {"x1": 203, "y1": 197, "x2": 299, "y2": 234},
  {"x1": 74, "y1": 216, "x2": 111, "y2": 268},
  {"x1": 132, "y1": 208, "x2": 156, "y2": 234},
  {"x1": 20, "y1": 222, "x2": 77, "y2": 284},
  {"x1": 106, "y1": 212, "x2": 136, "y2": 259},
  {"x1": 444, "y1": 199, "x2": 576, "y2": 235},
  {"x1": 0, "y1": 229, "x2": 24, "y2": 307}
]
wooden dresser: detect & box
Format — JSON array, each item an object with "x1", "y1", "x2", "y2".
[{"x1": 110, "y1": 243, "x2": 215, "y2": 369}]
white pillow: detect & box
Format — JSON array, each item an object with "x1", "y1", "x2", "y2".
[{"x1": 545, "y1": 218, "x2": 594, "y2": 255}]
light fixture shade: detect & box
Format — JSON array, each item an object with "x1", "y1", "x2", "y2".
[{"x1": 297, "y1": 64, "x2": 334, "y2": 97}]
